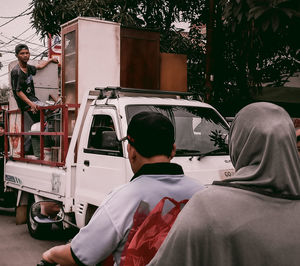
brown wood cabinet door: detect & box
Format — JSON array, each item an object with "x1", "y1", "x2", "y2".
[{"x1": 120, "y1": 27, "x2": 160, "y2": 90}]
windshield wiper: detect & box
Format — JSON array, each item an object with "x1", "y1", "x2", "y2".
[
  {"x1": 197, "y1": 147, "x2": 228, "y2": 161},
  {"x1": 175, "y1": 149, "x2": 201, "y2": 156}
]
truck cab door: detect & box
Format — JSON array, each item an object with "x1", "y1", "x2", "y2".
[{"x1": 75, "y1": 108, "x2": 130, "y2": 218}]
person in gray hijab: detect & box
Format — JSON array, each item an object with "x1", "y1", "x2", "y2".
[{"x1": 148, "y1": 102, "x2": 300, "y2": 266}]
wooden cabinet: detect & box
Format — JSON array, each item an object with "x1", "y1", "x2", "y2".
[
  {"x1": 120, "y1": 27, "x2": 160, "y2": 90},
  {"x1": 61, "y1": 17, "x2": 121, "y2": 106}
]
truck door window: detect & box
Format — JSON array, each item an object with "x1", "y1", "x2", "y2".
[{"x1": 85, "y1": 115, "x2": 122, "y2": 156}]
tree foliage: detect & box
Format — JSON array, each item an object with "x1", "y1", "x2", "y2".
[
  {"x1": 30, "y1": 0, "x2": 203, "y2": 37},
  {"x1": 216, "y1": 0, "x2": 300, "y2": 113},
  {"x1": 30, "y1": 0, "x2": 300, "y2": 114}
]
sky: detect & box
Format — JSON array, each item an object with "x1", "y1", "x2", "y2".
[{"x1": 0, "y1": 0, "x2": 45, "y2": 87}]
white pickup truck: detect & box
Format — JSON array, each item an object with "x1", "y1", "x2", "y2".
[{"x1": 3, "y1": 87, "x2": 234, "y2": 238}]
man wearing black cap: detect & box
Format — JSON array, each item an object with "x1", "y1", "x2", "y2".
[
  {"x1": 11, "y1": 44, "x2": 58, "y2": 121},
  {"x1": 41, "y1": 112, "x2": 204, "y2": 266}
]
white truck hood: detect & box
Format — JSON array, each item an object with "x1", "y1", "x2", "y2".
[{"x1": 172, "y1": 155, "x2": 234, "y2": 185}]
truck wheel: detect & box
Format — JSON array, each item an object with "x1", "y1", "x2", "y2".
[{"x1": 26, "y1": 197, "x2": 52, "y2": 239}]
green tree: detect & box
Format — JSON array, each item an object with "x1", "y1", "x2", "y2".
[
  {"x1": 30, "y1": 0, "x2": 300, "y2": 114},
  {"x1": 215, "y1": 0, "x2": 300, "y2": 113},
  {"x1": 30, "y1": 0, "x2": 203, "y2": 37}
]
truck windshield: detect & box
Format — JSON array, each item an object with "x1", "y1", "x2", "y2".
[{"x1": 126, "y1": 105, "x2": 229, "y2": 156}]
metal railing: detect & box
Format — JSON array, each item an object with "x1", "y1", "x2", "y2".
[{"x1": 4, "y1": 104, "x2": 79, "y2": 167}]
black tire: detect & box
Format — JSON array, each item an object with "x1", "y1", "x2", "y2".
[{"x1": 26, "y1": 196, "x2": 52, "y2": 239}]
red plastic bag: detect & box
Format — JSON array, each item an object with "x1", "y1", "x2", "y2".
[
  {"x1": 102, "y1": 201, "x2": 150, "y2": 266},
  {"x1": 121, "y1": 197, "x2": 188, "y2": 266}
]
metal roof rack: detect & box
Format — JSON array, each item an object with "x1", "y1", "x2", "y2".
[{"x1": 94, "y1": 86, "x2": 202, "y2": 101}]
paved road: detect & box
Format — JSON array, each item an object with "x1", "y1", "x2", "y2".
[{"x1": 0, "y1": 207, "x2": 75, "y2": 266}]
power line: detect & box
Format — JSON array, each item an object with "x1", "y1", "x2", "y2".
[
  {"x1": 0, "y1": 72, "x2": 8, "y2": 78},
  {"x1": 21, "y1": 32, "x2": 37, "y2": 43},
  {"x1": 0, "y1": 49, "x2": 14, "y2": 54},
  {"x1": 0, "y1": 49, "x2": 44, "y2": 56},
  {"x1": 0, "y1": 31, "x2": 37, "y2": 44},
  {"x1": 0, "y1": 33, "x2": 45, "y2": 58},
  {"x1": 0, "y1": 27, "x2": 32, "y2": 49},
  {"x1": 11, "y1": 36, "x2": 45, "y2": 48},
  {"x1": 32, "y1": 46, "x2": 53, "y2": 60},
  {"x1": 0, "y1": 6, "x2": 32, "y2": 28},
  {"x1": 0, "y1": 12, "x2": 31, "y2": 19},
  {"x1": 0, "y1": 33, "x2": 14, "y2": 42},
  {"x1": 0, "y1": 56, "x2": 16, "y2": 64}
]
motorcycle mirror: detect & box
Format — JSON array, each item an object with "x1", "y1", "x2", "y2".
[{"x1": 31, "y1": 201, "x2": 64, "y2": 224}]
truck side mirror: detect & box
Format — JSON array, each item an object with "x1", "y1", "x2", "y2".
[{"x1": 31, "y1": 201, "x2": 64, "y2": 224}]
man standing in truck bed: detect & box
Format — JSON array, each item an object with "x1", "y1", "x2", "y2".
[
  {"x1": 41, "y1": 111, "x2": 204, "y2": 266},
  {"x1": 10, "y1": 44, "x2": 58, "y2": 154}
]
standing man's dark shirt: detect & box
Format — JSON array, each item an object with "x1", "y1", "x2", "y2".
[{"x1": 11, "y1": 64, "x2": 39, "y2": 110}]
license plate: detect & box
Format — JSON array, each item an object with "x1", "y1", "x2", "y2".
[{"x1": 219, "y1": 169, "x2": 235, "y2": 180}]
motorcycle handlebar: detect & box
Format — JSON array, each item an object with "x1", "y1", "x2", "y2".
[{"x1": 36, "y1": 259, "x2": 57, "y2": 266}]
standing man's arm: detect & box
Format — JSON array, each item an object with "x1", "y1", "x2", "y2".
[
  {"x1": 36, "y1": 57, "x2": 58, "y2": 70},
  {"x1": 42, "y1": 243, "x2": 77, "y2": 266},
  {"x1": 16, "y1": 91, "x2": 38, "y2": 113}
]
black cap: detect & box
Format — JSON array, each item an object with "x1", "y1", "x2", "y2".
[
  {"x1": 15, "y1": 44, "x2": 29, "y2": 55},
  {"x1": 126, "y1": 112, "x2": 175, "y2": 158}
]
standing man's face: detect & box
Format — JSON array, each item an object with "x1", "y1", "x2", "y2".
[{"x1": 16, "y1": 49, "x2": 30, "y2": 64}]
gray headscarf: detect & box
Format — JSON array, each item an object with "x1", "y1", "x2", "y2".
[
  {"x1": 148, "y1": 102, "x2": 300, "y2": 266},
  {"x1": 227, "y1": 102, "x2": 300, "y2": 196}
]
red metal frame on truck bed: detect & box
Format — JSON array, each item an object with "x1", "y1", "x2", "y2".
[{"x1": 4, "y1": 104, "x2": 80, "y2": 167}]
